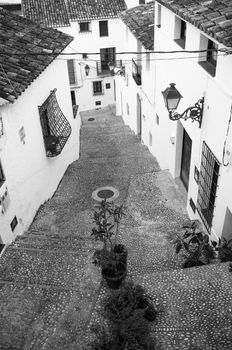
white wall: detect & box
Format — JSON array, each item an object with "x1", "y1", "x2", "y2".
[
  {"x1": 153, "y1": 2, "x2": 232, "y2": 238},
  {"x1": 0, "y1": 58, "x2": 80, "y2": 244},
  {"x1": 59, "y1": 18, "x2": 126, "y2": 111}
]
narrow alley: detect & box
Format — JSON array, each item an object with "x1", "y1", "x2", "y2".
[{"x1": 0, "y1": 105, "x2": 232, "y2": 350}]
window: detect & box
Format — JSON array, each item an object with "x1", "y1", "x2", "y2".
[
  {"x1": 82, "y1": 53, "x2": 88, "y2": 59},
  {"x1": 71, "y1": 91, "x2": 76, "y2": 106},
  {"x1": 93, "y1": 81, "x2": 103, "y2": 95},
  {"x1": 99, "y1": 47, "x2": 115, "y2": 72},
  {"x1": 79, "y1": 21, "x2": 90, "y2": 32},
  {"x1": 99, "y1": 21, "x2": 108, "y2": 37},
  {"x1": 95, "y1": 101, "x2": 101, "y2": 106},
  {"x1": 174, "y1": 17, "x2": 186, "y2": 49},
  {"x1": 132, "y1": 59, "x2": 142, "y2": 85},
  {"x1": 156, "y1": 4, "x2": 161, "y2": 28},
  {"x1": 39, "y1": 89, "x2": 72, "y2": 157},
  {"x1": 0, "y1": 160, "x2": 5, "y2": 187},
  {"x1": 106, "y1": 83, "x2": 111, "y2": 89},
  {"x1": 127, "y1": 103, "x2": 130, "y2": 115},
  {"x1": 139, "y1": 0, "x2": 145, "y2": 3},
  {"x1": 67, "y1": 59, "x2": 77, "y2": 85},
  {"x1": 156, "y1": 114, "x2": 160, "y2": 125},
  {"x1": 198, "y1": 35, "x2": 218, "y2": 76},
  {"x1": 197, "y1": 141, "x2": 220, "y2": 232}
]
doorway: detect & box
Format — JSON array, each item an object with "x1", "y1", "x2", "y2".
[
  {"x1": 137, "y1": 94, "x2": 142, "y2": 139},
  {"x1": 180, "y1": 129, "x2": 192, "y2": 190}
]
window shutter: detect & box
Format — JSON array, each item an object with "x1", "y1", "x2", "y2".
[
  {"x1": 67, "y1": 59, "x2": 76, "y2": 85},
  {"x1": 99, "y1": 21, "x2": 108, "y2": 36}
]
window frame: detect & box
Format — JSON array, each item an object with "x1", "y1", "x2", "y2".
[
  {"x1": 79, "y1": 21, "x2": 91, "y2": 33},
  {"x1": 198, "y1": 35, "x2": 218, "y2": 77},
  {"x1": 0, "y1": 160, "x2": 5, "y2": 188},
  {"x1": 197, "y1": 141, "x2": 220, "y2": 232},
  {"x1": 67, "y1": 59, "x2": 77, "y2": 85},
  {"x1": 99, "y1": 20, "x2": 108, "y2": 37},
  {"x1": 174, "y1": 16, "x2": 186, "y2": 49},
  {"x1": 93, "y1": 81, "x2": 103, "y2": 95}
]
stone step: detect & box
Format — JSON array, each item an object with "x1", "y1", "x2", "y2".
[
  {"x1": 0, "y1": 245, "x2": 94, "y2": 288},
  {"x1": 80, "y1": 127, "x2": 135, "y2": 138},
  {"x1": 87, "y1": 262, "x2": 232, "y2": 350},
  {"x1": 10, "y1": 234, "x2": 98, "y2": 252}
]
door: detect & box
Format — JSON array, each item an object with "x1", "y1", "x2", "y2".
[
  {"x1": 180, "y1": 129, "x2": 192, "y2": 190},
  {"x1": 137, "y1": 94, "x2": 142, "y2": 138}
]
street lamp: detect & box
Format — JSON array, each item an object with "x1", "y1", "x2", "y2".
[
  {"x1": 85, "y1": 64, "x2": 90, "y2": 76},
  {"x1": 161, "y1": 83, "x2": 204, "y2": 127}
]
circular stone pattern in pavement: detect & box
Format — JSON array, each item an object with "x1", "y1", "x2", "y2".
[
  {"x1": 92, "y1": 186, "x2": 119, "y2": 202},
  {"x1": 88, "y1": 117, "x2": 95, "y2": 121}
]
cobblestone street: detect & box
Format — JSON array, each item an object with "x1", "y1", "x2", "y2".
[{"x1": 0, "y1": 105, "x2": 232, "y2": 349}]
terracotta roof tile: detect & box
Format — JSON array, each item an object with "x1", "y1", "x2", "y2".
[
  {"x1": 22, "y1": 0, "x2": 127, "y2": 24},
  {"x1": 67, "y1": 0, "x2": 127, "y2": 21},
  {"x1": 22, "y1": 0, "x2": 70, "y2": 27},
  {"x1": 0, "y1": 7, "x2": 73, "y2": 103},
  {"x1": 156, "y1": 0, "x2": 232, "y2": 47},
  {"x1": 120, "y1": 1, "x2": 154, "y2": 51}
]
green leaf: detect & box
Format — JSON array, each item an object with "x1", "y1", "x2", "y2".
[
  {"x1": 176, "y1": 243, "x2": 183, "y2": 254},
  {"x1": 183, "y1": 231, "x2": 192, "y2": 239},
  {"x1": 183, "y1": 242, "x2": 189, "y2": 252}
]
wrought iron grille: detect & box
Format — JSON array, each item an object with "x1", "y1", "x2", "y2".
[
  {"x1": 39, "y1": 89, "x2": 72, "y2": 157},
  {"x1": 197, "y1": 141, "x2": 220, "y2": 232}
]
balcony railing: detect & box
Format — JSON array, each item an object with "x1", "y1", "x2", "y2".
[
  {"x1": 96, "y1": 60, "x2": 123, "y2": 76},
  {"x1": 132, "y1": 59, "x2": 142, "y2": 86}
]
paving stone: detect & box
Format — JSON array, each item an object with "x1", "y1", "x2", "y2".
[{"x1": 1, "y1": 105, "x2": 231, "y2": 350}]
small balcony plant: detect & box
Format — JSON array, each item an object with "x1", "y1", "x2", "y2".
[{"x1": 91, "y1": 199, "x2": 127, "y2": 289}]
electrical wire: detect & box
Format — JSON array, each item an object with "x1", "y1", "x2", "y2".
[{"x1": 0, "y1": 48, "x2": 231, "y2": 56}]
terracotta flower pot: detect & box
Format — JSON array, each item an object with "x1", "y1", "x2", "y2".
[
  {"x1": 102, "y1": 262, "x2": 127, "y2": 289},
  {"x1": 113, "y1": 244, "x2": 128, "y2": 266}
]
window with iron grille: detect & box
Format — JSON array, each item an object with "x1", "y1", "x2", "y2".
[
  {"x1": 197, "y1": 141, "x2": 220, "y2": 232},
  {"x1": 67, "y1": 59, "x2": 77, "y2": 85},
  {"x1": 79, "y1": 22, "x2": 90, "y2": 32},
  {"x1": 39, "y1": 89, "x2": 72, "y2": 157},
  {"x1": 99, "y1": 21, "x2": 108, "y2": 37},
  {"x1": 0, "y1": 160, "x2": 5, "y2": 187},
  {"x1": 93, "y1": 81, "x2": 103, "y2": 95}
]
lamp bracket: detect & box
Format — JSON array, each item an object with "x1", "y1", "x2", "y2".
[{"x1": 169, "y1": 97, "x2": 204, "y2": 127}]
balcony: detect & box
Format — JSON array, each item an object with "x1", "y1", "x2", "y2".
[
  {"x1": 132, "y1": 59, "x2": 142, "y2": 86},
  {"x1": 96, "y1": 60, "x2": 123, "y2": 76}
]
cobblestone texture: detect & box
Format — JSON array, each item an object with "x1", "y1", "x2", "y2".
[{"x1": 0, "y1": 105, "x2": 232, "y2": 349}]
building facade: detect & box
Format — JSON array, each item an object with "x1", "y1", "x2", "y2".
[
  {"x1": 116, "y1": 0, "x2": 232, "y2": 242},
  {"x1": 22, "y1": 0, "x2": 128, "y2": 111},
  {"x1": 115, "y1": 1, "x2": 155, "y2": 149},
  {"x1": 0, "y1": 8, "x2": 80, "y2": 245}
]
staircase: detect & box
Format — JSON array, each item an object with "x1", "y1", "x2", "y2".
[{"x1": 0, "y1": 105, "x2": 232, "y2": 350}]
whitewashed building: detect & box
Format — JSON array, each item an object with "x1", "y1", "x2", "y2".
[
  {"x1": 115, "y1": 1, "x2": 155, "y2": 145},
  {"x1": 0, "y1": 8, "x2": 80, "y2": 246},
  {"x1": 151, "y1": 0, "x2": 232, "y2": 241},
  {"x1": 22, "y1": 0, "x2": 128, "y2": 111}
]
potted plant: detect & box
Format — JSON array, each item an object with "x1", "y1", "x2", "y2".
[
  {"x1": 173, "y1": 220, "x2": 215, "y2": 268},
  {"x1": 91, "y1": 199, "x2": 127, "y2": 289},
  {"x1": 104, "y1": 281, "x2": 157, "y2": 323},
  {"x1": 100, "y1": 281, "x2": 156, "y2": 348},
  {"x1": 211, "y1": 237, "x2": 232, "y2": 262}
]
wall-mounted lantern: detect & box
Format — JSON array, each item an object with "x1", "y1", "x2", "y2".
[
  {"x1": 161, "y1": 83, "x2": 204, "y2": 127},
  {"x1": 85, "y1": 64, "x2": 90, "y2": 76}
]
